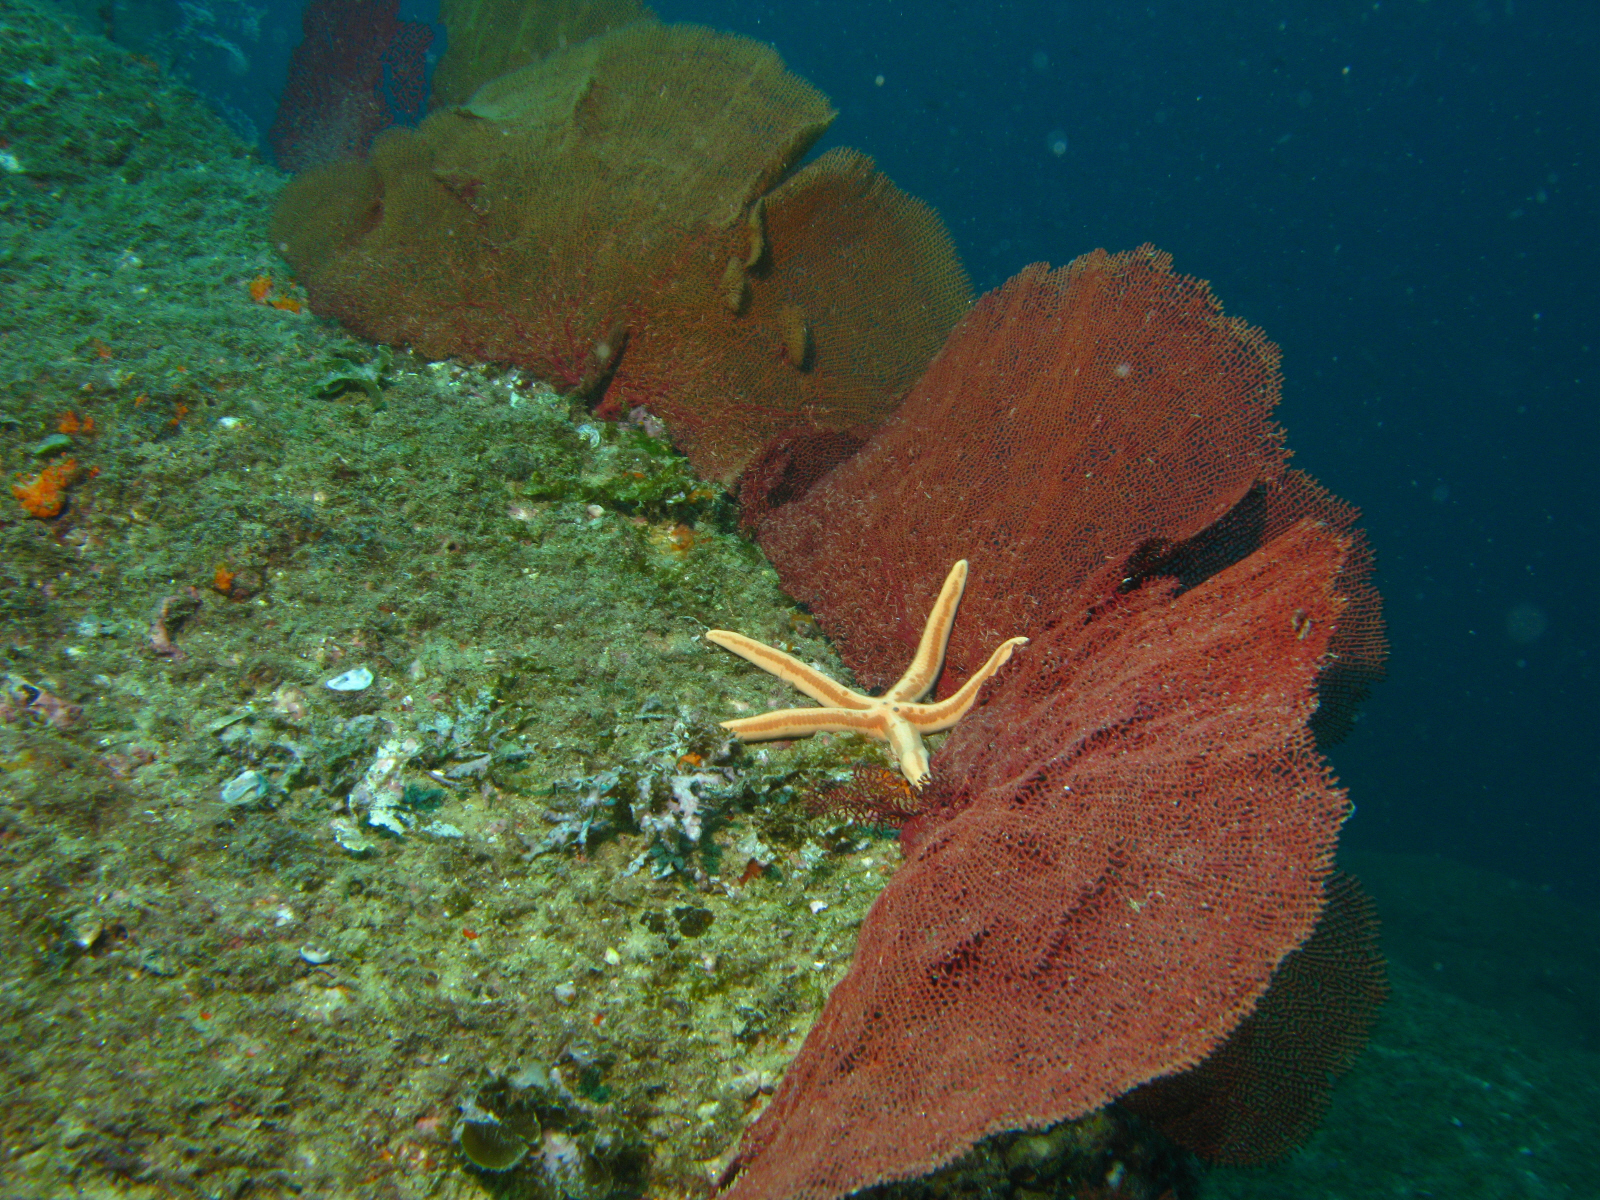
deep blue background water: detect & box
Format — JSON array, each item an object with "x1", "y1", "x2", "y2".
[{"x1": 137, "y1": 0, "x2": 1599, "y2": 901}]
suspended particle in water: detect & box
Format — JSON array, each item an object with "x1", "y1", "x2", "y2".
[{"x1": 1505, "y1": 603, "x2": 1548, "y2": 645}]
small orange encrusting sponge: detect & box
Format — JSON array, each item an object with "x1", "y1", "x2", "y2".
[{"x1": 12, "y1": 458, "x2": 78, "y2": 519}]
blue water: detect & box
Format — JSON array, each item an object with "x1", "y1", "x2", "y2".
[{"x1": 167, "y1": 0, "x2": 1598, "y2": 903}]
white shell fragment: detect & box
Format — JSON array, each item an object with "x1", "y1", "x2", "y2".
[
  {"x1": 368, "y1": 806, "x2": 407, "y2": 836},
  {"x1": 69, "y1": 912, "x2": 105, "y2": 949},
  {"x1": 350, "y1": 736, "x2": 421, "y2": 835},
  {"x1": 220, "y1": 768, "x2": 269, "y2": 806},
  {"x1": 299, "y1": 945, "x2": 333, "y2": 965},
  {"x1": 324, "y1": 666, "x2": 374, "y2": 692},
  {"x1": 330, "y1": 816, "x2": 374, "y2": 855}
]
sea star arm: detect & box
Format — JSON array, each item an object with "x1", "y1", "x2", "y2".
[
  {"x1": 705, "y1": 629, "x2": 870, "y2": 709},
  {"x1": 884, "y1": 559, "x2": 969, "y2": 701},
  {"x1": 719, "y1": 706, "x2": 889, "y2": 741},
  {"x1": 882, "y1": 714, "x2": 933, "y2": 788},
  {"x1": 902, "y1": 636, "x2": 1029, "y2": 732}
]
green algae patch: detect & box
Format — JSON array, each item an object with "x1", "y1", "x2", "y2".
[{"x1": 312, "y1": 346, "x2": 395, "y2": 399}]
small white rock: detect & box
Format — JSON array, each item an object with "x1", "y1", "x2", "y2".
[
  {"x1": 330, "y1": 816, "x2": 374, "y2": 854},
  {"x1": 367, "y1": 807, "x2": 407, "y2": 836},
  {"x1": 324, "y1": 666, "x2": 374, "y2": 692},
  {"x1": 808, "y1": 899, "x2": 829, "y2": 914},
  {"x1": 220, "y1": 768, "x2": 268, "y2": 806}
]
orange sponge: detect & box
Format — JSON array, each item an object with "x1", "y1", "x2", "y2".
[{"x1": 12, "y1": 458, "x2": 78, "y2": 519}]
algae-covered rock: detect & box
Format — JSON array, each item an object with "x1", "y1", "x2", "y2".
[
  {"x1": 0, "y1": 0, "x2": 247, "y2": 189},
  {"x1": 0, "y1": 11, "x2": 906, "y2": 1196}
]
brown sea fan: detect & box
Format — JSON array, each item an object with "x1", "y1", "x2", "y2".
[{"x1": 272, "y1": 21, "x2": 969, "y2": 482}]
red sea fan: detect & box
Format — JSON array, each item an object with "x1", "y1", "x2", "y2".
[
  {"x1": 753, "y1": 246, "x2": 1289, "y2": 695},
  {"x1": 723, "y1": 247, "x2": 1387, "y2": 1200},
  {"x1": 1123, "y1": 870, "x2": 1388, "y2": 1164},
  {"x1": 269, "y1": 0, "x2": 433, "y2": 173},
  {"x1": 721, "y1": 519, "x2": 1356, "y2": 1200},
  {"x1": 602, "y1": 147, "x2": 971, "y2": 482}
]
